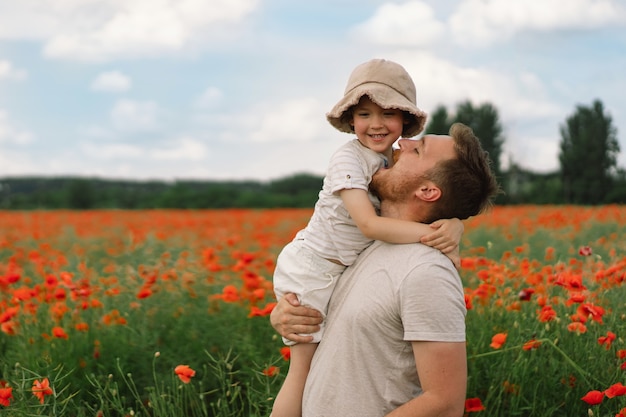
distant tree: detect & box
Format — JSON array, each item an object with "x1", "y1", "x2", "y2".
[
  {"x1": 606, "y1": 168, "x2": 626, "y2": 203},
  {"x1": 454, "y1": 101, "x2": 504, "y2": 178},
  {"x1": 559, "y1": 99, "x2": 620, "y2": 204},
  {"x1": 67, "y1": 179, "x2": 95, "y2": 209},
  {"x1": 423, "y1": 105, "x2": 452, "y2": 135}
]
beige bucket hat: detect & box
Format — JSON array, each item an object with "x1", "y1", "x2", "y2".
[{"x1": 326, "y1": 58, "x2": 427, "y2": 138}]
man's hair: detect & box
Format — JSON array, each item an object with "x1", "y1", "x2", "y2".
[{"x1": 422, "y1": 123, "x2": 500, "y2": 222}]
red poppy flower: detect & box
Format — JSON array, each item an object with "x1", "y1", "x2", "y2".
[
  {"x1": 0, "y1": 306, "x2": 19, "y2": 323},
  {"x1": 75, "y1": 322, "x2": 89, "y2": 332},
  {"x1": 174, "y1": 365, "x2": 196, "y2": 384},
  {"x1": 0, "y1": 386, "x2": 12, "y2": 407},
  {"x1": 518, "y1": 288, "x2": 535, "y2": 301},
  {"x1": 605, "y1": 382, "x2": 626, "y2": 398},
  {"x1": 616, "y1": 407, "x2": 626, "y2": 417},
  {"x1": 262, "y1": 366, "x2": 279, "y2": 377},
  {"x1": 522, "y1": 339, "x2": 542, "y2": 351},
  {"x1": 220, "y1": 285, "x2": 240, "y2": 303},
  {"x1": 1, "y1": 321, "x2": 17, "y2": 336},
  {"x1": 581, "y1": 390, "x2": 604, "y2": 405},
  {"x1": 136, "y1": 286, "x2": 153, "y2": 299},
  {"x1": 280, "y1": 346, "x2": 291, "y2": 361},
  {"x1": 598, "y1": 331, "x2": 616, "y2": 350},
  {"x1": 537, "y1": 305, "x2": 557, "y2": 322},
  {"x1": 565, "y1": 293, "x2": 586, "y2": 306},
  {"x1": 32, "y1": 378, "x2": 53, "y2": 404},
  {"x1": 567, "y1": 322, "x2": 587, "y2": 334},
  {"x1": 578, "y1": 303, "x2": 605, "y2": 324},
  {"x1": 464, "y1": 397, "x2": 486, "y2": 412},
  {"x1": 578, "y1": 246, "x2": 592, "y2": 256},
  {"x1": 52, "y1": 326, "x2": 68, "y2": 339},
  {"x1": 490, "y1": 333, "x2": 507, "y2": 349}
]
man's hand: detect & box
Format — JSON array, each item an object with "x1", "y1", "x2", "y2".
[{"x1": 270, "y1": 293, "x2": 323, "y2": 344}]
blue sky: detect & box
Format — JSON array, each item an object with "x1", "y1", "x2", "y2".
[{"x1": 1, "y1": 0, "x2": 625, "y2": 181}]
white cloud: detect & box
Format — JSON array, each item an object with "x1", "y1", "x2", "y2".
[
  {"x1": 450, "y1": 0, "x2": 626, "y2": 46},
  {"x1": 391, "y1": 51, "x2": 562, "y2": 121},
  {"x1": 91, "y1": 70, "x2": 132, "y2": 92},
  {"x1": 0, "y1": 0, "x2": 260, "y2": 61},
  {"x1": 0, "y1": 60, "x2": 27, "y2": 80},
  {"x1": 150, "y1": 137, "x2": 208, "y2": 160},
  {"x1": 81, "y1": 142, "x2": 144, "y2": 159},
  {"x1": 351, "y1": 1, "x2": 445, "y2": 46},
  {"x1": 0, "y1": 149, "x2": 37, "y2": 174},
  {"x1": 195, "y1": 86, "x2": 223, "y2": 108},
  {"x1": 79, "y1": 125, "x2": 115, "y2": 139},
  {"x1": 111, "y1": 99, "x2": 161, "y2": 131},
  {"x1": 80, "y1": 136, "x2": 208, "y2": 162},
  {"x1": 503, "y1": 133, "x2": 560, "y2": 173},
  {"x1": 249, "y1": 98, "x2": 326, "y2": 143},
  {"x1": 0, "y1": 110, "x2": 34, "y2": 145}
]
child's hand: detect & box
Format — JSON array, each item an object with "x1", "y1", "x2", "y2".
[{"x1": 420, "y1": 218, "x2": 464, "y2": 254}]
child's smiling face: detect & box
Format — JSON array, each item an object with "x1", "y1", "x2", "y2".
[{"x1": 350, "y1": 96, "x2": 406, "y2": 155}]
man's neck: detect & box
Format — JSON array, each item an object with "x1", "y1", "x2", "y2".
[{"x1": 380, "y1": 201, "x2": 424, "y2": 223}]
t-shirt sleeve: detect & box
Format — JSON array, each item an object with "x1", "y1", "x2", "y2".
[
  {"x1": 400, "y1": 262, "x2": 467, "y2": 342},
  {"x1": 326, "y1": 143, "x2": 377, "y2": 194}
]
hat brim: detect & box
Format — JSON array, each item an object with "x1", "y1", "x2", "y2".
[{"x1": 326, "y1": 83, "x2": 427, "y2": 138}]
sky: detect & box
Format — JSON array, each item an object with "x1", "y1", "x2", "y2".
[{"x1": 0, "y1": 0, "x2": 625, "y2": 182}]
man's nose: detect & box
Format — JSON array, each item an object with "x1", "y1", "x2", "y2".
[{"x1": 397, "y1": 138, "x2": 413, "y2": 150}]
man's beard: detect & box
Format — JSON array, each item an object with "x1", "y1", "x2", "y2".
[{"x1": 371, "y1": 169, "x2": 425, "y2": 203}]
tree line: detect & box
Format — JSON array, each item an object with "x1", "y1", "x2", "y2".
[
  {"x1": 0, "y1": 174, "x2": 324, "y2": 210},
  {"x1": 1, "y1": 98, "x2": 624, "y2": 209}
]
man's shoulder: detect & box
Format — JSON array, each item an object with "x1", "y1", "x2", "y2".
[
  {"x1": 370, "y1": 240, "x2": 445, "y2": 256},
  {"x1": 363, "y1": 241, "x2": 456, "y2": 271}
]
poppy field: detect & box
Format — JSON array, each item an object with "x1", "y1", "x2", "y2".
[{"x1": 1, "y1": 206, "x2": 625, "y2": 416}]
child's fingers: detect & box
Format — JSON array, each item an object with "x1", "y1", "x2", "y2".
[{"x1": 420, "y1": 231, "x2": 443, "y2": 244}]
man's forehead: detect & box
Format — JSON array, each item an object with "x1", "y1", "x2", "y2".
[
  {"x1": 421, "y1": 134, "x2": 452, "y2": 148},
  {"x1": 422, "y1": 134, "x2": 452, "y2": 141}
]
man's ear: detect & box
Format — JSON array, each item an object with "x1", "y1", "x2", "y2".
[{"x1": 416, "y1": 182, "x2": 441, "y2": 202}]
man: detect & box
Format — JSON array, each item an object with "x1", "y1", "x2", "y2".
[{"x1": 271, "y1": 123, "x2": 499, "y2": 417}]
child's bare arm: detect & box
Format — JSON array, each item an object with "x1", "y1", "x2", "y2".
[
  {"x1": 341, "y1": 189, "x2": 463, "y2": 268},
  {"x1": 341, "y1": 188, "x2": 442, "y2": 244}
]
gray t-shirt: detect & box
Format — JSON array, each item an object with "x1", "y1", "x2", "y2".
[{"x1": 302, "y1": 241, "x2": 466, "y2": 417}]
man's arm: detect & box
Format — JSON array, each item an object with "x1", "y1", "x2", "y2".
[
  {"x1": 270, "y1": 293, "x2": 323, "y2": 344},
  {"x1": 385, "y1": 341, "x2": 467, "y2": 417}
]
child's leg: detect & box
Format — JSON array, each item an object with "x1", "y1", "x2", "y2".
[{"x1": 271, "y1": 343, "x2": 318, "y2": 417}]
